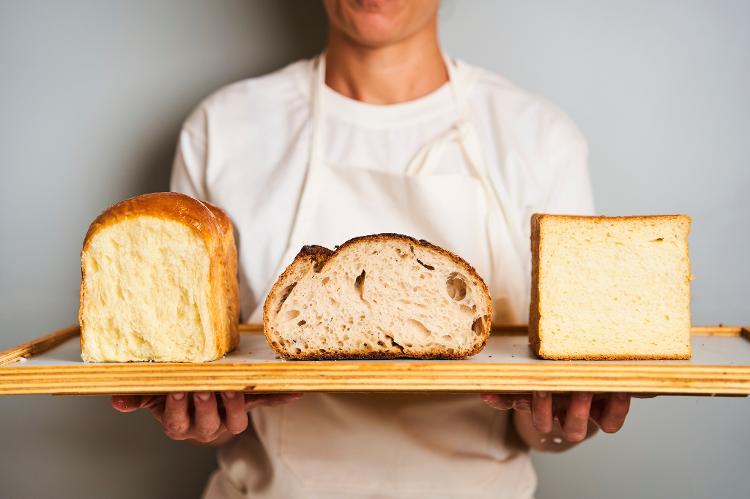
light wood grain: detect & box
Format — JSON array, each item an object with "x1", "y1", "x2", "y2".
[
  {"x1": 0, "y1": 325, "x2": 79, "y2": 365},
  {"x1": 1, "y1": 324, "x2": 748, "y2": 396}
]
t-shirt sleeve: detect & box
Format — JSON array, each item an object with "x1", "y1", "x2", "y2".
[{"x1": 169, "y1": 107, "x2": 209, "y2": 200}]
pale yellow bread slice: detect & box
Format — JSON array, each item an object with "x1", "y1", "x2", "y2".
[
  {"x1": 530, "y1": 214, "x2": 692, "y2": 360},
  {"x1": 79, "y1": 192, "x2": 239, "y2": 362}
]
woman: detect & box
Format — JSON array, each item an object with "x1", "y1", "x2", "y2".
[{"x1": 113, "y1": 1, "x2": 632, "y2": 497}]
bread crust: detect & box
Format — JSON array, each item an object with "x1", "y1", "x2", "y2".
[
  {"x1": 263, "y1": 233, "x2": 493, "y2": 360},
  {"x1": 79, "y1": 192, "x2": 239, "y2": 361},
  {"x1": 529, "y1": 214, "x2": 543, "y2": 357},
  {"x1": 203, "y1": 201, "x2": 241, "y2": 355},
  {"x1": 529, "y1": 213, "x2": 692, "y2": 360}
]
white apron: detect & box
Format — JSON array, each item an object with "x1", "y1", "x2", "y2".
[{"x1": 204, "y1": 54, "x2": 536, "y2": 499}]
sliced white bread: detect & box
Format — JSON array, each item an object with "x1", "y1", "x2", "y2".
[
  {"x1": 263, "y1": 234, "x2": 493, "y2": 360},
  {"x1": 530, "y1": 214, "x2": 692, "y2": 360},
  {"x1": 79, "y1": 192, "x2": 240, "y2": 362}
]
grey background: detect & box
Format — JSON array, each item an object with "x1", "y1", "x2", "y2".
[{"x1": 1, "y1": 1, "x2": 748, "y2": 498}]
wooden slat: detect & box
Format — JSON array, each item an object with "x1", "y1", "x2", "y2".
[
  {"x1": 0, "y1": 325, "x2": 79, "y2": 365},
  {"x1": 1, "y1": 324, "x2": 748, "y2": 396}
]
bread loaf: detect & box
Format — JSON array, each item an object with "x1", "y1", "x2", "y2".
[
  {"x1": 263, "y1": 234, "x2": 492, "y2": 360},
  {"x1": 529, "y1": 214, "x2": 692, "y2": 360},
  {"x1": 79, "y1": 192, "x2": 239, "y2": 362}
]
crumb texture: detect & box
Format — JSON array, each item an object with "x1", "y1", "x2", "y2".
[
  {"x1": 79, "y1": 193, "x2": 239, "y2": 362},
  {"x1": 530, "y1": 215, "x2": 692, "y2": 360},
  {"x1": 264, "y1": 235, "x2": 492, "y2": 360}
]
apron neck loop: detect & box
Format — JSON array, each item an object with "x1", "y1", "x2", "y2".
[
  {"x1": 310, "y1": 52, "x2": 469, "y2": 164},
  {"x1": 309, "y1": 53, "x2": 327, "y2": 165}
]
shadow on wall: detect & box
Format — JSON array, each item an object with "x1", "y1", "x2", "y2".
[{"x1": 134, "y1": 0, "x2": 328, "y2": 197}]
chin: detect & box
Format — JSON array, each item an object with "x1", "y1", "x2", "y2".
[{"x1": 325, "y1": 0, "x2": 438, "y2": 48}]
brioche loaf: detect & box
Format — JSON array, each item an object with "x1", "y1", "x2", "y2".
[
  {"x1": 79, "y1": 192, "x2": 239, "y2": 362},
  {"x1": 529, "y1": 214, "x2": 692, "y2": 360},
  {"x1": 263, "y1": 234, "x2": 492, "y2": 360}
]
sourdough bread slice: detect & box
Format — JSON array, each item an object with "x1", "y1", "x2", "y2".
[
  {"x1": 263, "y1": 234, "x2": 492, "y2": 360},
  {"x1": 529, "y1": 214, "x2": 692, "y2": 360}
]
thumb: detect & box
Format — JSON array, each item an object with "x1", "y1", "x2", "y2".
[{"x1": 111, "y1": 395, "x2": 143, "y2": 413}]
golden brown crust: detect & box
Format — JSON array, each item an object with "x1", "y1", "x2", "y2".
[
  {"x1": 79, "y1": 192, "x2": 239, "y2": 360},
  {"x1": 81, "y1": 192, "x2": 223, "y2": 254},
  {"x1": 529, "y1": 214, "x2": 692, "y2": 223},
  {"x1": 202, "y1": 201, "x2": 240, "y2": 355},
  {"x1": 263, "y1": 233, "x2": 492, "y2": 360},
  {"x1": 536, "y1": 351, "x2": 692, "y2": 361}
]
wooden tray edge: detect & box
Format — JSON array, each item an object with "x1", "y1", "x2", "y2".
[{"x1": 2, "y1": 324, "x2": 747, "y2": 367}]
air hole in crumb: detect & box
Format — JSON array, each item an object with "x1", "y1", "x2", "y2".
[
  {"x1": 407, "y1": 319, "x2": 432, "y2": 337},
  {"x1": 459, "y1": 304, "x2": 473, "y2": 315},
  {"x1": 446, "y1": 272, "x2": 467, "y2": 301},
  {"x1": 472, "y1": 316, "x2": 487, "y2": 335},
  {"x1": 442, "y1": 334, "x2": 453, "y2": 341},
  {"x1": 322, "y1": 276, "x2": 330, "y2": 285},
  {"x1": 295, "y1": 348, "x2": 302, "y2": 354},
  {"x1": 384, "y1": 334, "x2": 405, "y2": 352},
  {"x1": 355, "y1": 270, "x2": 367, "y2": 302},
  {"x1": 276, "y1": 282, "x2": 297, "y2": 313},
  {"x1": 284, "y1": 309, "x2": 300, "y2": 320},
  {"x1": 297, "y1": 320, "x2": 306, "y2": 326},
  {"x1": 416, "y1": 258, "x2": 435, "y2": 271},
  {"x1": 651, "y1": 237, "x2": 664, "y2": 242}
]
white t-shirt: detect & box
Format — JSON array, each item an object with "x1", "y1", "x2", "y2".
[{"x1": 170, "y1": 57, "x2": 594, "y2": 499}]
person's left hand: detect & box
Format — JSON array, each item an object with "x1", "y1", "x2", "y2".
[{"x1": 481, "y1": 392, "x2": 631, "y2": 443}]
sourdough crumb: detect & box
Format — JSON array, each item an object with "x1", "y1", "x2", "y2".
[{"x1": 263, "y1": 234, "x2": 492, "y2": 360}]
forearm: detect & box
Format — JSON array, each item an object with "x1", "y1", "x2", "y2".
[{"x1": 513, "y1": 409, "x2": 598, "y2": 453}]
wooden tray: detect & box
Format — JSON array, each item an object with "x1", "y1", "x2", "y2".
[{"x1": 1, "y1": 324, "x2": 749, "y2": 396}]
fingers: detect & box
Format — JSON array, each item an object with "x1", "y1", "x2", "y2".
[
  {"x1": 111, "y1": 395, "x2": 143, "y2": 413},
  {"x1": 562, "y1": 392, "x2": 593, "y2": 442},
  {"x1": 481, "y1": 394, "x2": 512, "y2": 410},
  {"x1": 221, "y1": 392, "x2": 249, "y2": 435},
  {"x1": 162, "y1": 392, "x2": 190, "y2": 440},
  {"x1": 193, "y1": 392, "x2": 222, "y2": 442},
  {"x1": 112, "y1": 394, "x2": 165, "y2": 412},
  {"x1": 531, "y1": 392, "x2": 553, "y2": 433},
  {"x1": 594, "y1": 393, "x2": 631, "y2": 433}
]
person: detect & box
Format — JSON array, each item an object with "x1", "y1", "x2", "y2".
[{"x1": 112, "y1": 1, "x2": 633, "y2": 497}]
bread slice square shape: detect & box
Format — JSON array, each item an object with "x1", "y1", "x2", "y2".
[
  {"x1": 79, "y1": 192, "x2": 239, "y2": 362},
  {"x1": 529, "y1": 214, "x2": 692, "y2": 360},
  {"x1": 263, "y1": 234, "x2": 493, "y2": 360}
]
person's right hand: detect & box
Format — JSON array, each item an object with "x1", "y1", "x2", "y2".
[{"x1": 111, "y1": 392, "x2": 302, "y2": 445}]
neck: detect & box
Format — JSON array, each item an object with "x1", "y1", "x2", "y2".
[{"x1": 324, "y1": 27, "x2": 447, "y2": 105}]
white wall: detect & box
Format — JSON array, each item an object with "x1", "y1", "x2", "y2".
[{"x1": 1, "y1": 1, "x2": 748, "y2": 498}]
